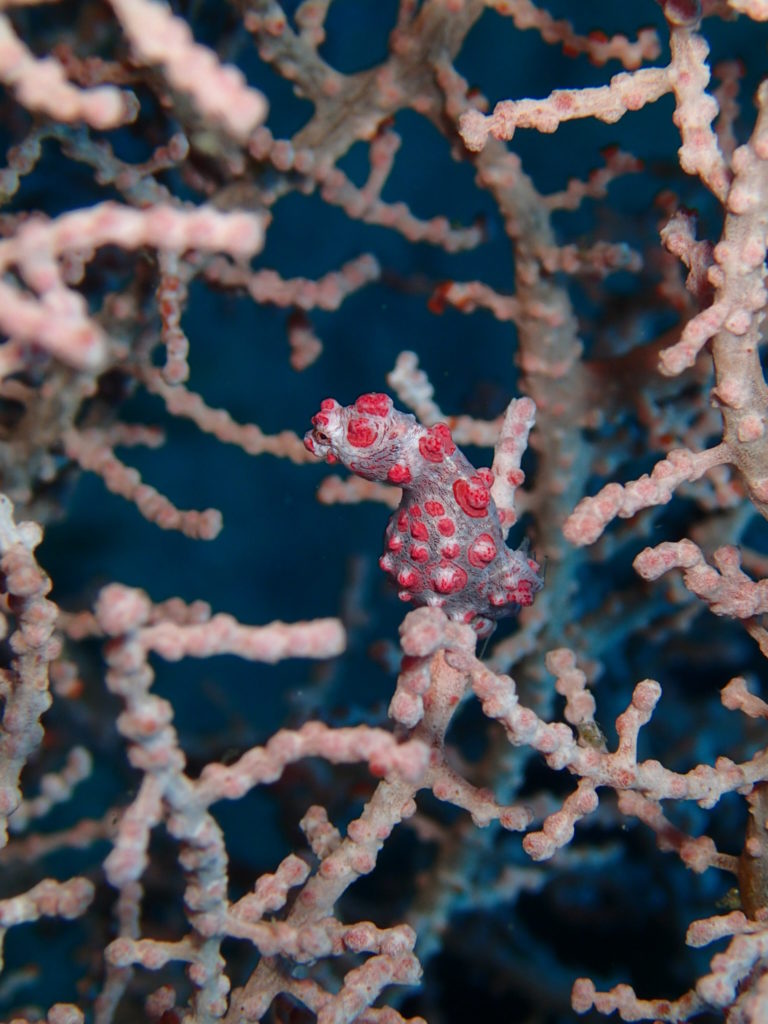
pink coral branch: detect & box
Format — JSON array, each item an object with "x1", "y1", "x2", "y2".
[
  {"x1": 564, "y1": 444, "x2": 730, "y2": 546},
  {"x1": 634, "y1": 538, "x2": 768, "y2": 619},
  {"x1": 108, "y1": 0, "x2": 267, "y2": 141},
  {"x1": 0, "y1": 14, "x2": 136, "y2": 129}
]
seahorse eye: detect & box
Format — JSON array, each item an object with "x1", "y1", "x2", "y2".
[{"x1": 313, "y1": 429, "x2": 330, "y2": 444}]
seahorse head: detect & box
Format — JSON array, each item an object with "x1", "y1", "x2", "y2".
[{"x1": 304, "y1": 393, "x2": 416, "y2": 481}]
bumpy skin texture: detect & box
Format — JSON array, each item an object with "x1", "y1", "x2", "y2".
[{"x1": 305, "y1": 393, "x2": 542, "y2": 637}]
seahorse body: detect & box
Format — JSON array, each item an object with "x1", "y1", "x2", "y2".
[{"x1": 304, "y1": 393, "x2": 542, "y2": 637}]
